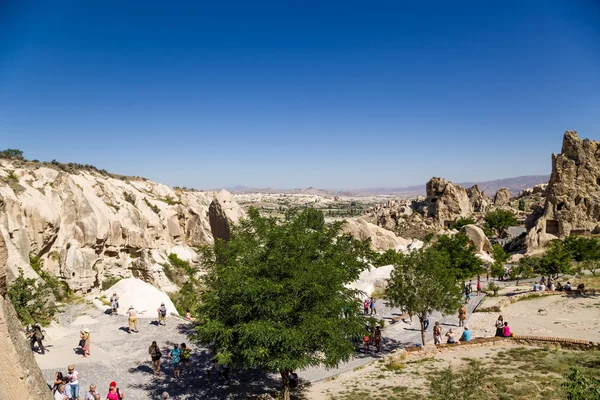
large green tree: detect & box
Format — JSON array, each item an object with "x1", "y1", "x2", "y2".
[
  {"x1": 538, "y1": 240, "x2": 573, "y2": 278},
  {"x1": 195, "y1": 208, "x2": 372, "y2": 400},
  {"x1": 432, "y1": 233, "x2": 484, "y2": 281},
  {"x1": 385, "y1": 247, "x2": 462, "y2": 345},
  {"x1": 563, "y1": 236, "x2": 600, "y2": 262},
  {"x1": 484, "y1": 209, "x2": 518, "y2": 238},
  {"x1": 7, "y1": 269, "x2": 60, "y2": 326},
  {"x1": 490, "y1": 244, "x2": 509, "y2": 279}
]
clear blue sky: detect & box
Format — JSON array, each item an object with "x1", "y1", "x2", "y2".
[{"x1": 1, "y1": 1, "x2": 599, "y2": 189}]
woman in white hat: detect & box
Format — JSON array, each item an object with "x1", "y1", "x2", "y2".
[{"x1": 79, "y1": 328, "x2": 90, "y2": 357}]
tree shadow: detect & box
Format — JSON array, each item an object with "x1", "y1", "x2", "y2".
[{"x1": 129, "y1": 366, "x2": 293, "y2": 399}]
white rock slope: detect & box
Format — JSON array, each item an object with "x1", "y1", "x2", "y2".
[{"x1": 0, "y1": 160, "x2": 244, "y2": 292}]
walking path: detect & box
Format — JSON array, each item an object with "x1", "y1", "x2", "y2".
[{"x1": 34, "y1": 295, "x2": 484, "y2": 399}]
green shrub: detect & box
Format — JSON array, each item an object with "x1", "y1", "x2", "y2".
[
  {"x1": 8, "y1": 268, "x2": 61, "y2": 326},
  {"x1": 158, "y1": 195, "x2": 180, "y2": 205},
  {"x1": 123, "y1": 191, "x2": 136, "y2": 205},
  {"x1": 101, "y1": 276, "x2": 123, "y2": 291},
  {"x1": 487, "y1": 282, "x2": 500, "y2": 296},
  {"x1": 7, "y1": 170, "x2": 18, "y2": 181},
  {"x1": 29, "y1": 254, "x2": 70, "y2": 301},
  {"x1": 143, "y1": 198, "x2": 160, "y2": 214},
  {"x1": 451, "y1": 216, "x2": 476, "y2": 230}
]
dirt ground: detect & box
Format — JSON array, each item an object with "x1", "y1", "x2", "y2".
[{"x1": 309, "y1": 291, "x2": 600, "y2": 400}]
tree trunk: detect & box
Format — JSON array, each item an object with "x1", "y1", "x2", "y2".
[
  {"x1": 280, "y1": 369, "x2": 291, "y2": 400},
  {"x1": 419, "y1": 313, "x2": 425, "y2": 346}
]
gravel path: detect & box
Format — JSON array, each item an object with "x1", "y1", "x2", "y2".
[{"x1": 34, "y1": 295, "x2": 484, "y2": 399}]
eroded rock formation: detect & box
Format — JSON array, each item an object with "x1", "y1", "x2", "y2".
[
  {"x1": 0, "y1": 160, "x2": 244, "y2": 292},
  {"x1": 341, "y1": 218, "x2": 421, "y2": 252},
  {"x1": 527, "y1": 131, "x2": 600, "y2": 249},
  {"x1": 493, "y1": 188, "x2": 511, "y2": 206}
]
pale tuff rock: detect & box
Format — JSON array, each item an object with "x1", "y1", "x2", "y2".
[
  {"x1": 341, "y1": 218, "x2": 420, "y2": 252},
  {"x1": 527, "y1": 131, "x2": 600, "y2": 249},
  {"x1": 0, "y1": 234, "x2": 52, "y2": 400},
  {"x1": 423, "y1": 177, "x2": 473, "y2": 227},
  {"x1": 493, "y1": 188, "x2": 511, "y2": 206},
  {"x1": 0, "y1": 160, "x2": 244, "y2": 292},
  {"x1": 209, "y1": 189, "x2": 246, "y2": 242},
  {"x1": 466, "y1": 184, "x2": 491, "y2": 213},
  {"x1": 100, "y1": 277, "x2": 179, "y2": 317},
  {"x1": 460, "y1": 224, "x2": 493, "y2": 254}
]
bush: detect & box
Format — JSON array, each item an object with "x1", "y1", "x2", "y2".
[
  {"x1": 159, "y1": 195, "x2": 180, "y2": 206},
  {"x1": 29, "y1": 255, "x2": 70, "y2": 301},
  {"x1": 7, "y1": 268, "x2": 60, "y2": 326},
  {"x1": 0, "y1": 149, "x2": 24, "y2": 159},
  {"x1": 143, "y1": 198, "x2": 160, "y2": 215},
  {"x1": 562, "y1": 367, "x2": 600, "y2": 399},
  {"x1": 484, "y1": 209, "x2": 518, "y2": 238},
  {"x1": 451, "y1": 216, "x2": 476, "y2": 230},
  {"x1": 123, "y1": 191, "x2": 136, "y2": 205},
  {"x1": 487, "y1": 282, "x2": 500, "y2": 296},
  {"x1": 101, "y1": 276, "x2": 123, "y2": 291},
  {"x1": 428, "y1": 360, "x2": 484, "y2": 400},
  {"x1": 7, "y1": 170, "x2": 18, "y2": 181}
]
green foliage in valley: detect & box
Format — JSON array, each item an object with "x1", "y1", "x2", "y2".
[
  {"x1": 195, "y1": 208, "x2": 372, "y2": 400},
  {"x1": 484, "y1": 209, "x2": 518, "y2": 237}
]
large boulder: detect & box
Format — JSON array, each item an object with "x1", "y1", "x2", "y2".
[
  {"x1": 341, "y1": 218, "x2": 417, "y2": 252},
  {"x1": 493, "y1": 188, "x2": 511, "y2": 206},
  {"x1": 423, "y1": 177, "x2": 473, "y2": 227},
  {"x1": 460, "y1": 224, "x2": 493, "y2": 254},
  {"x1": 208, "y1": 189, "x2": 246, "y2": 242},
  {"x1": 527, "y1": 131, "x2": 600, "y2": 249},
  {"x1": 466, "y1": 184, "x2": 490, "y2": 212}
]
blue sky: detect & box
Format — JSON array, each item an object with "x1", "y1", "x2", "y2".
[{"x1": 1, "y1": 1, "x2": 599, "y2": 189}]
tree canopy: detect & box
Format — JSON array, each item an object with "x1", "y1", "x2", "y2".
[
  {"x1": 490, "y1": 244, "x2": 509, "y2": 279},
  {"x1": 0, "y1": 148, "x2": 24, "y2": 160},
  {"x1": 195, "y1": 208, "x2": 373, "y2": 400},
  {"x1": 8, "y1": 269, "x2": 60, "y2": 326},
  {"x1": 563, "y1": 236, "x2": 600, "y2": 262},
  {"x1": 385, "y1": 247, "x2": 462, "y2": 345},
  {"x1": 484, "y1": 209, "x2": 517, "y2": 237},
  {"x1": 537, "y1": 240, "x2": 573, "y2": 278},
  {"x1": 432, "y1": 233, "x2": 484, "y2": 281}
]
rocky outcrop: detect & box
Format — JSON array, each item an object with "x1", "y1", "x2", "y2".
[
  {"x1": 209, "y1": 189, "x2": 246, "y2": 242},
  {"x1": 0, "y1": 160, "x2": 244, "y2": 292},
  {"x1": 421, "y1": 177, "x2": 472, "y2": 227},
  {"x1": 460, "y1": 224, "x2": 493, "y2": 254},
  {"x1": 466, "y1": 185, "x2": 490, "y2": 213},
  {"x1": 526, "y1": 131, "x2": 600, "y2": 249},
  {"x1": 0, "y1": 235, "x2": 52, "y2": 399},
  {"x1": 493, "y1": 188, "x2": 510, "y2": 206},
  {"x1": 341, "y1": 218, "x2": 420, "y2": 252}
]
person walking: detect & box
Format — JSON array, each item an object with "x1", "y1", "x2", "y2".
[
  {"x1": 373, "y1": 327, "x2": 382, "y2": 352},
  {"x1": 157, "y1": 303, "x2": 168, "y2": 326},
  {"x1": 369, "y1": 297, "x2": 377, "y2": 315},
  {"x1": 106, "y1": 382, "x2": 124, "y2": 400},
  {"x1": 476, "y1": 279, "x2": 481, "y2": 296},
  {"x1": 66, "y1": 365, "x2": 81, "y2": 400},
  {"x1": 149, "y1": 341, "x2": 162, "y2": 377},
  {"x1": 363, "y1": 299, "x2": 369, "y2": 315},
  {"x1": 433, "y1": 321, "x2": 443, "y2": 345},
  {"x1": 181, "y1": 343, "x2": 191, "y2": 374},
  {"x1": 423, "y1": 313, "x2": 430, "y2": 331},
  {"x1": 79, "y1": 328, "x2": 90, "y2": 357},
  {"x1": 110, "y1": 292, "x2": 119, "y2": 315},
  {"x1": 169, "y1": 343, "x2": 182, "y2": 379},
  {"x1": 458, "y1": 305, "x2": 467, "y2": 327},
  {"x1": 127, "y1": 305, "x2": 139, "y2": 333},
  {"x1": 29, "y1": 322, "x2": 46, "y2": 354}
]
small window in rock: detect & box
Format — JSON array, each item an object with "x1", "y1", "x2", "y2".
[
  {"x1": 597, "y1": 177, "x2": 600, "y2": 186},
  {"x1": 575, "y1": 196, "x2": 582, "y2": 206},
  {"x1": 557, "y1": 202, "x2": 565, "y2": 211},
  {"x1": 72, "y1": 272, "x2": 75, "y2": 277}
]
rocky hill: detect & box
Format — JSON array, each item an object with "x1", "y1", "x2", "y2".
[
  {"x1": 0, "y1": 159, "x2": 244, "y2": 293},
  {"x1": 527, "y1": 131, "x2": 600, "y2": 249}
]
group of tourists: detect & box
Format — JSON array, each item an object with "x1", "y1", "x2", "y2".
[
  {"x1": 433, "y1": 321, "x2": 471, "y2": 345},
  {"x1": 494, "y1": 315, "x2": 512, "y2": 337},
  {"x1": 361, "y1": 326, "x2": 382, "y2": 353},
  {"x1": 363, "y1": 297, "x2": 377, "y2": 315},
  {"x1": 50, "y1": 365, "x2": 138, "y2": 400},
  {"x1": 149, "y1": 341, "x2": 192, "y2": 379}
]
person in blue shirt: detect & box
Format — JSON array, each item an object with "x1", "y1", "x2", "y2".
[
  {"x1": 460, "y1": 326, "x2": 471, "y2": 342},
  {"x1": 168, "y1": 343, "x2": 182, "y2": 379}
]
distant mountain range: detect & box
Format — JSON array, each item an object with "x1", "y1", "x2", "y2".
[{"x1": 226, "y1": 175, "x2": 550, "y2": 197}]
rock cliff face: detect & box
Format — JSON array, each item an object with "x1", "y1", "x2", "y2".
[
  {"x1": 0, "y1": 234, "x2": 52, "y2": 400},
  {"x1": 420, "y1": 177, "x2": 473, "y2": 227},
  {"x1": 466, "y1": 184, "x2": 490, "y2": 213},
  {"x1": 527, "y1": 131, "x2": 600, "y2": 249},
  {"x1": 341, "y1": 218, "x2": 421, "y2": 252},
  {"x1": 0, "y1": 160, "x2": 244, "y2": 292}
]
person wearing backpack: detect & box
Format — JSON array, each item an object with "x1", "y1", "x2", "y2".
[
  {"x1": 169, "y1": 344, "x2": 182, "y2": 379},
  {"x1": 106, "y1": 381, "x2": 124, "y2": 400},
  {"x1": 149, "y1": 341, "x2": 162, "y2": 377},
  {"x1": 157, "y1": 303, "x2": 167, "y2": 326},
  {"x1": 30, "y1": 323, "x2": 46, "y2": 354}
]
